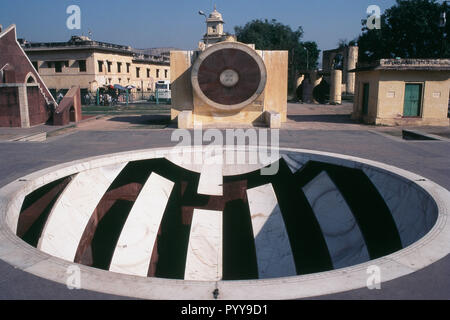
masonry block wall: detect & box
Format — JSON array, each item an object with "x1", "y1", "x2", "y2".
[
  {"x1": 27, "y1": 85, "x2": 50, "y2": 126},
  {"x1": 0, "y1": 87, "x2": 20, "y2": 127}
]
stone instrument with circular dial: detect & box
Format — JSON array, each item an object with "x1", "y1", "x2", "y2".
[{"x1": 191, "y1": 42, "x2": 267, "y2": 111}]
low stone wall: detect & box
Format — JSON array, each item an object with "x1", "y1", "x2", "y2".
[{"x1": 53, "y1": 86, "x2": 82, "y2": 126}]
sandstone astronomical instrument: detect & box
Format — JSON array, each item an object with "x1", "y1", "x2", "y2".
[
  {"x1": 191, "y1": 42, "x2": 267, "y2": 111},
  {"x1": 170, "y1": 6, "x2": 287, "y2": 128},
  {"x1": 171, "y1": 40, "x2": 288, "y2": 128}
]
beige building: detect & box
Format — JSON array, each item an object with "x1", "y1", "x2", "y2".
[
  {"x1": 352, "y1": 59, "x2": 450, "y2": 126},
  {"x1": 21, "y1": 36, "x2": 170, "y2": 98}
]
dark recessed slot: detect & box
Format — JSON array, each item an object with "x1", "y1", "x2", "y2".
[
  {"x1": 90, "y1": 200, "x2": 134, "y2": 270},
  {"x1": 18, "y1": 176, "x2": 72, "y2": 246},
  {"x1": 222, "y1": 199, "x2": 258, "y2": 280},
  {"x1": 402, "y1": 130, "x2": 438, "y2": 141},
  {"x1": 154, "y1": 167, "x2": 200, "y2": 279},
  {"x1": 269, "y1": 160, "x2": 334, "y2": 274}
]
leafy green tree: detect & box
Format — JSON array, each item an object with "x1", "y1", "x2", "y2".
[
  {"x1": 337, "y1": 39, "x2": 357, "y2": 49},
  {"x1": 358, "y1": 0, "x2": 450, "y2": 62},
  {"x1": 234, "y1": 19, "x2": 320, "y2": 92}
]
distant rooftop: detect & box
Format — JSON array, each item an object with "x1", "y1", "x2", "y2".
[
  {"x1": 134, "y1": 47, "x2": 180, "y2": 56},
  {"x1": 352, "y1": 59, "x2": 450, "y2": 72},
  {"x1": 20, "y1": 36, "x2": 169, "y2": 65}
]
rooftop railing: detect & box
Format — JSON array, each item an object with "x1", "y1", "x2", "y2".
[
  {"x1": 22, "y1": 39, "x2": 170, "y2": 64},
  {"x1": 23, "y1": 39, "x2": 133, "y2": 52}
]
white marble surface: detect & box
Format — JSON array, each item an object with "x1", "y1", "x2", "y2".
[
  {"x1": 222, "y1": 149, "x2": 269, "y2": 176},
  {"x1": 363, "y1": 167, "x2": 438, "y2": 248},
  {"x1": 37, "y1": 163, "x2": 127, "y2": 262},
  {"x1": 166, "y1": 148, "x2": 278, "y2": 177},
  {"x1": 184, "y1": 209, "x2": 223, "y2": 281},
  {"x1": 197, "y1": 154, "x2": 223, "y2": 196},
  {"x1": 109, "y1": 172, "x2": 174, "y2": 276},
  {"x1": 281, "y1": 153, "x2": 307, "y2": 174},
  {"x1": 165, "y1": 149, "x2": 204, "y2": 174},
  {"x1": 247, "y1": 183, "x2": 296, "y2": 279},
  {"x1": 303, "y1": 171, "x2": 370, "y2": 269},
  {"x1": 4, "y1": 192, "x2": 26, "y2": 234}
]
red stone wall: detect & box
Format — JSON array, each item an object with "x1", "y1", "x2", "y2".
[
  {"x1": 53, "y1": 105, "x2": 70, "y2": 126},
  {"x1": 0, "y1": 87, "x2": 20, "y2": 127},
  {"x1": 27, "y1": 86, "x2": 51, "y2": 126},
  {"x1": 0, "y1": 25, "x2": 56, "y2": 127}
]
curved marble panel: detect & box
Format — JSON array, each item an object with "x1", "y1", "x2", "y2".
[
  {"x1": 109, "y1": 172, "x2": 174, "y2": 276},
  {"x1": 184, "y1": 209, "x2": 223, "y2": 281},
  {"x1": 37, "y1": 163, "x2": 127, "y2": 261},
  {"x1": 363, "y1": 167, "x2": 438, "y2": 247},
  {"x1": 197, "y1": 155, "x2": 223, "y2": 196},
  {"x1": 166, "y1": 148, "x2": 273, "y2": 176},
  {"x1": 247, "y1": 183, "x2": 296, "y2": 279},
  {"x1": 281, "y1": 154, "x2": 307, "y2": 173},
  {"x1": 303, "y1": 171, "x2": 370, "y2": 269}
]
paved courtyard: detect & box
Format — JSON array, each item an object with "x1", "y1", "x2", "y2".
[
  {"x1": 0, "y1": 102, "x2": 449, "y2": 299},
  {"x1": 1, "y1": 103, "x2": 449, "y2": 140}
]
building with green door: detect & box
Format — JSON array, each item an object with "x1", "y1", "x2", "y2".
[{"x1": 351, "y1": 59, "x2": 450, "y2": 126}]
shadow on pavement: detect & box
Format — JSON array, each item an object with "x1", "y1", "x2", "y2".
[
  {"x1": 287, "y1": 114, "x2": 357, "y2": 124},
  {"x1": 107, "y1": 115, "x2": 170, "y2": 125}
]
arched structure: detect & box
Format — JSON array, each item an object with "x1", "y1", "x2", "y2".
[{"x1": 25, "y1": 72, "x2": 37, "y2": 84}]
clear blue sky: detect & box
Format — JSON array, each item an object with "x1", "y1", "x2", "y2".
[{"x1": 0, "y1": 0, "x2": 398, "y2": 52}]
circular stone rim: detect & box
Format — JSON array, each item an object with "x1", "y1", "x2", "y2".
[
  {"x1": 191, "y1": 42, "x2": 267, "y2": 111},
  {"x1": 0, "y1": 146, "x2": 449, "y2": 300}
]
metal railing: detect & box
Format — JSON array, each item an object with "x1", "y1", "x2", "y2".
[
  {"x1": 22, "y1": 40, "x2": 169, "y2": 65},
  {"x1": 81, "y1": 90, "x2": 171, "y2": 106}
]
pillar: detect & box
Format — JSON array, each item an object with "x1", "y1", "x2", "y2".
[
  {"x1": 330, "y1": 70, "x2": 342, "y2": 105},
  {"x1": 303, "y1": 71, "x2": 323, "y2": 104},
  {"x1": 302, "y1": 77, "x2": 313, "y2": 103},
  {"x1": 345, "y1": 46, "x2": 358, "y2": 94},
  {"x1": 18, "y1": 85, "x2": 30, "y2": 128}
]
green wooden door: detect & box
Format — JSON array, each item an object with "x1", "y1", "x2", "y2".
[
  {"x1": 403, "y1": 84, "x2": 422, "y2": 117},
  {"x1": 362, "y1": 83, "x2": 369, "y2": 115}
]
